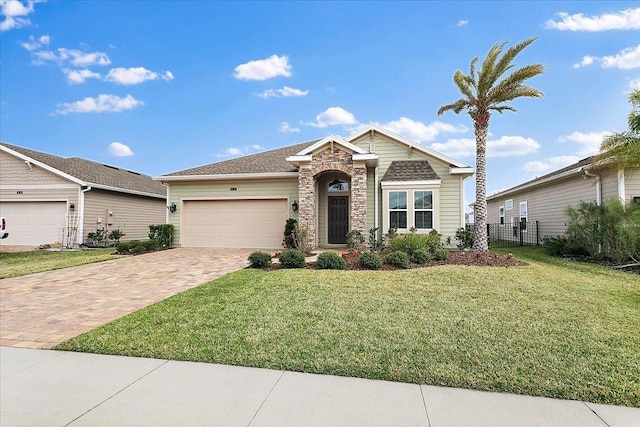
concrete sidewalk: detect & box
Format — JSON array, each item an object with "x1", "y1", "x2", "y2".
[{"x1": 1, "y1": 347, "x2": 638, "y2": 426}]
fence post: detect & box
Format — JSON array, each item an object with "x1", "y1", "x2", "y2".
[
  {"x1": 519, "y1": 221, "x2": 524, "y2": 246},
  {"x1": 486, "y1": 224, "x2": 490, "y2": 247}
]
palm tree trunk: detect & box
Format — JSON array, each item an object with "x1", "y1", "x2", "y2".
[{"x1": 473, "y1": 114, "x2": 489, "y2": 251}]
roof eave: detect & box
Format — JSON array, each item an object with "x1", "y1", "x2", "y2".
[
  {"x1": 0, "y1": 144, "x2": 84, "y2": 186},
  {"x1": 155, "y1": 172, "x2": 300, "y2": 182},
  {"x1": 87, "y1": 183, "x2": 166, "y2": 199},
  {"x1": 381, "y1": 180, "x2": 442, "y2": 187},
  {"x1": 295, "y1": 135, "x2": 368, "y2": 156},
  {"x1": 487, "y1": 166, "x2": 587, "y2": 201}
]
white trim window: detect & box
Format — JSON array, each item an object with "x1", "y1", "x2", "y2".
[
  {"x1": 499, "y1": 206, "x2": 505, "y2": 225},
  {"x1": 414, "y1": 190, "x2": 433, "y2": 229},
  {"x1": 389, "y1": 191, "x2": 408, "y2": 229},
  {"x1": 505, "y1": 199, "x2": 513, "y2": 210},
  {"x1": 519, "y1": 201, "x2": 528, "y2": 231}
]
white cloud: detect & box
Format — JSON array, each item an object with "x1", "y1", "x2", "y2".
[
  {"x1": 601, "y1": 45, "x2": 640, "y2": 70},
  {"x1": 559, "y1": 131, "x2": 612, "y2": 155},
  {"x1": 378, "y1": 117, "x2": 467, "y2": 143},
  {"x1": 108, "y1": 142, "x2": 134, "y2": 157},
  {"x1": 216, "y1": 144, "x2": 266, "y2": 158},
  {"x1": 302, "y1": 106, "x2": 358, "y2": 128},
  {"x1": 62, "y1": 68, "x2": 101, "y2": 84},
  {"x1": 31, "y1": 47, "x2": 111, "y2": 67},
  {"x1": 573, "y1": 45, "x2": 640, "y2": 70},
  {"x1": 20, "y1": 34, "x2": 49, "y2": 50},
  {"x1": 573, "y1": 56, "x2": 594, "y2": 68},
  {"x1": 457, "y1": 20, "x2": 468, "y2": 27},
  {"x1": 105, "y1": 67, "x2": 174, "y2": 85},
  {"x1": 630, "y1": 78, "x2": 640, "y2": 90},
  {"x1": 523, "y1": 156, "x2": 581, "y2": 173},
  {"x1": 257, "y1": 86, "x2": 309, "y2": 99},
  {"x1": 278, "y1": 121, "x2": 300, "y2": 133},
  {"x1": 0, "y1": 0, "x2": 44, "y2": 32},
  {"x1": 430, "y1": 135, "x2": 540, "y2": 158},
  {"x1": 55, "y1": 94, "x2": 144, "y2": 115},
  {"x1": 545, "y1": 7, "x2": 640, "y2": 31},
  {"x1": 233, "y1": 54, "x2": 292, "y2": 81}
]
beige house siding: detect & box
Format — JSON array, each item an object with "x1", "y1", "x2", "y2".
[
  {"x1": 626, "y1": 169, "x2": 640, "y2": 204},
  {"x1": 488, "y1": 173, "x2": 600, "y2": 241},
  {"x1": 167, "y1": 178, "x2": 299, "y2": 246},
  {"x1": 352, "y1": 133, "x2": 465, "y2": 239},
  {"x1": 83, "y1": 189, "x2": 166, "y2": 243},
  {"x1": 0, "y1": 150, "x2": 72, "y2": 185}
]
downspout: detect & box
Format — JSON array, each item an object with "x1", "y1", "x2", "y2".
[
  {"x1": 78, "y1": 186, "x2": 92, "y2": 245},
  {"x1": 583, "y1": 169, "x2": 601, "y2": 205},
  {"x1": 374, "y1": 166, "x2": 379, "y2": 237},
  {"x1": 161, "y1": 182, "x2": 170, "y2": 224},
  {"x1": 618, "y1": 169, "x2": 626, "y2": 206},
  {"x1": 583, "y1": 168, "x2": 601, "y2": 254}
]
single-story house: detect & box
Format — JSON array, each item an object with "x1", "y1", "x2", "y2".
[
  {"x1": 0, "y1": 143, "x2": 167, "y2": 247},
  {"x1": 155, "y1": 125, "x2": 474, "y2": 249},
  {"x1": 485, "y1": 157, "x2": 640, "y2": 243}
]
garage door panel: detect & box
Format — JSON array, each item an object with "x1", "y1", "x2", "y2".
[
  {"x1": 0, "y1": 202, "x2": 67, "y2": 246},
  {"x1": 183, "y1": 199, "x2": 287, "y2": 249}
]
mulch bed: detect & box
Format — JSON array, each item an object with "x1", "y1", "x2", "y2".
[{"x1": 263, "y1": 250, "x2": 526, "y2": 271}]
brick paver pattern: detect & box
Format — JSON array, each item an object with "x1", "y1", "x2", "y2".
[{"x1": 0, "y1": 248, "x2": 251, "y2": 349}]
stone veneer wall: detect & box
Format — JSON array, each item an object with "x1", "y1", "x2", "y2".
[{"x1": 297, "y1": 147, "x2": 367, "y2": 247}]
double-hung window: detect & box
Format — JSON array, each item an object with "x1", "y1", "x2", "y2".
[
  {"x1": 499, "y1": 206, "x2": 505, "y2": 225},
  {"x1": 389, "y1": 191, "x2": 407, "y2": 229},
  {"x1": 414, "y1": 191, "x2": 433, "y2": 229}
]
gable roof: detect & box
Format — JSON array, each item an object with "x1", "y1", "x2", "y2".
[
  {"x1": 158, "y1": 141, "x2": 316, "y2": 180},
  {"x1": 487, "y1": 156, "x2": 594, "y2": 201},
  {"x1": 1, "y1": 143, "x2": 166, "y2": 198},
  {"x1": 382, "y1": 160, "x2": 441, "y2": 182},
  {"x1": 347, "y1": 124, "x2": 472, "y2": 170}
]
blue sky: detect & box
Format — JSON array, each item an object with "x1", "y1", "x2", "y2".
[{"x1": 1, "y1": 1, "x2": 639, "y2": 208}]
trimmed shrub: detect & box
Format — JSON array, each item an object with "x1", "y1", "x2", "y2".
[
  {"x1": 279, "y1": 249, "x2": 306, "y2": 269},
  {"x1": 412, "y1": 248, "x2": 430, "y2": 265},
  {"x1": 316, "y1": 252, "x2": 346, "y2": 270},
  {"x1": 433, "y1": 249, "x2": 449, "y2": 261},
  {"x1": 389, "y1": 233, "x2": 426, "y2": 256},
  {"x1": 148, "y1": 224, "x2": 175, "y2": 248},
  {"x1": 359, "y1": 252, "x2": 382, "y2": 270},
  {"x1": 248, "y1": 251, "x2": 272, "y2": 268},
  {"x1": 385, "y1": 251, "x2": 408, "y2": 269}
]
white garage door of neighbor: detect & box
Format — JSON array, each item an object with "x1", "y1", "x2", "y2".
[
  {"x1": 0, "y1": 201, "x2": 67, "y2": 246},
  {"x1": 183, "y1": 199, "x2": 288, "y2": 249}
]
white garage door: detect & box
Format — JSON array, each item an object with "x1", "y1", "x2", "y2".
[
  {"x1": 183, "y1": 199, "x2": 288, "y2": 249},
  {"x1": 0, "y1": 201, "x2": 67, "y2": 246}
]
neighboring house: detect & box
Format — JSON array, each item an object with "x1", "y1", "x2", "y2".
[
  {"x1": 485, "y1": 157, "x2": 640, "y2": 243},
  {"x1": 0, "y1": 143, "x2": 167, "y2": 247},
  {"x1": 156, "y1": 125, "x2": 474, "y2": 249}
]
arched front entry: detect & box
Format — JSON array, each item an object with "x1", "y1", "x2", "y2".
[{"x1": 316, "y1": 171, "x2": 350, "y2": 245}]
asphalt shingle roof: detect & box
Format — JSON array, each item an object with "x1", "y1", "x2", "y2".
[
  {"x1": 381, "y1": 160, "x2": 441, "y2": 182},
  {"x1": 161, "y1": 141, "x2": 318, "y2": 176},
  {"x1": 1, "y1": 143, "x2": 166, "y2": 197}
]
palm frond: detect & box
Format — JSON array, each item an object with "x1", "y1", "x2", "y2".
[
  {"x1": 453, "y1": 70, "x2": 476, "y2": 102},
  {"x1": 477, "y1": 42, "x2": 506, "y2": 97},
  {"x1": 490, "y1": 105, "x2": 518, "y2": 115},
  {"x1": 628, "y1": 88, "x2": 640, "y2": 134},
  {"x1": 491, "y1": 38, "x2": 538, "y2": 84},
  {"x1": 437, "y1": 99, "x2": 470, "y2": 116},
  {"x1": 593, "y1": 133, "x2": 640, "y2": 170}
]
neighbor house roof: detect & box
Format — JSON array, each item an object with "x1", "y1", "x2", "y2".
[
  {"x1": 158, "y1": 140, "x2": 317, "y2": 180},
  {"x1": 381, "y1": 160, "x2": 441, "y2": 182},
  {"x1": 1, "y1": 143, "x2": 166, "y2": 198},
  {"x1": 487, "y1": 156, "x2": 594, "y2": 201}
]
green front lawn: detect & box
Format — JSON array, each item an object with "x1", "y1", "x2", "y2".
[
  {"x1": 0, "y1": 248, "x2": 121, "y2": 278},
  {"x1": 56, "y1": 247, "x2": 640, "y2": 407}
]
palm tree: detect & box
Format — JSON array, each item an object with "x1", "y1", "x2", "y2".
[
  {"x1": 438, "y1": 38, "x2": 544, "y2": 251},
  {"x1": 593, "y1": 88, "x2": 640, "y2": 170}
]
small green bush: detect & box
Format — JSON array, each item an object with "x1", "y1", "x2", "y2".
[
  {"x1": 148, "y1": 224, "x2": 175, "y2": 248},
  {"x1": 385, "y1": 251, "x2": 408, "y2": 268},
  {"x1": 412, "y1": 248, "x2": 430, "y2": 265},
  {"x1": 248, "y1": 251, "x2": 272, "y2": 268},
  {"x1": 116, "y1": 241, "x2": 134, "y2": 253},
  {"x1": 346, "y1": 229, "x2": 366, "y2": 252},
  {"x1": 316, "y1": 252, "x2": 346, "y2": 270},
  {"x1": 279, "y1": 249, "x2": 306, "y2": 268},
  {"x1": 433, "y1": 249, "x2": 449, "y2": 261},
  {"x1": 359, "y1": 252, "x2": 382, "y2": 270}
]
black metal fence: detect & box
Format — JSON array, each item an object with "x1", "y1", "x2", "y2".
[
  {"x1": 468, "y1": 221, "x2": 540, "y2": 248},
  {"x1": 488, "y1": 221, "x2": 539, "y2": 248}
]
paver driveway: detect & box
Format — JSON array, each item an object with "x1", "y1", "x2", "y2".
[{"x1": 0, "y1": 248, "x2": 252, "y2": 349}]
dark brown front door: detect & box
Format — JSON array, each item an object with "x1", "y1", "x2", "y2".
[{"x1": 328, "y1": 196, "x2": 348, "y2": 244}]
